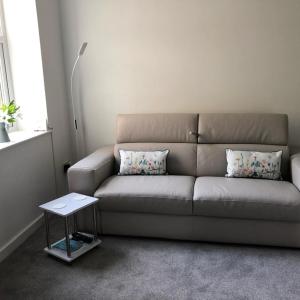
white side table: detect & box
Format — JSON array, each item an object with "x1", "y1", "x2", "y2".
[{"x1": 39, "y1": 193, "x2": 101, "y2": 262}]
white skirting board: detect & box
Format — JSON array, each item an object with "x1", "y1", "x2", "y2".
[{"x1": 0, "y1": 214, "x2": 44, "y2": 263}]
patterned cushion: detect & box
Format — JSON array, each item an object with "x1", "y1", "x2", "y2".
[
  {"x1": 119, "y1": 150, "x2": 169, "y2": 175},
  {"x1": 226, "y1": 149, "x2": 282, "y2": 180}
]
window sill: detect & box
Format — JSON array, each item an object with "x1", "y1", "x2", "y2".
[{"x1": 0, "y1": 130, "x2": 52, "y2": 152}]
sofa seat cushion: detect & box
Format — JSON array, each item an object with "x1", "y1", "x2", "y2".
[
  {"x1": 193, "y1": 177, "x2": 300, "y2": 222},
  {"x1": 95, "y1": 175, "x2": 195, "y2": 215}
]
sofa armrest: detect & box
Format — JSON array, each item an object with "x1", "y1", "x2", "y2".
[
  {"x1": 291, "y1": 153, "x2": 300, "y2": 191},
  {"x1": 68, "y1": 145, "x2": 115, "y2": 196}
]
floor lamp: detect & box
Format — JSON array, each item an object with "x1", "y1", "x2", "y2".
[{"x1": 70, "y1": 42, "x2": 88, "y2": 161}]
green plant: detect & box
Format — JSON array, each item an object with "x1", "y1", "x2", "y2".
[{"x1": 0, "y1": 100, "x2": 20, "y2": 125}]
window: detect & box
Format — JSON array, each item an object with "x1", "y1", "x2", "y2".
[{"x1": 0, "y1": 2, "x2": 12, "y2": 106}]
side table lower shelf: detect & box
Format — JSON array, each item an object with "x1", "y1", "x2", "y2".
[{"x1": 44, "y1": 233, "x2": 101, "y2": 262}]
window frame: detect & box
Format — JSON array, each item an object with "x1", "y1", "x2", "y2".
[{"x1": 0, "y1": 0, "x2": 13, "y2": 107}]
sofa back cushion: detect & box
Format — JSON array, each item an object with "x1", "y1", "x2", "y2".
[
  {"x1": 198, "y1": 113, "x2": 288, "y2": 145},
  {"x1": 115, "y1": 113, "x2": 289, "y2": 179},
  {"x1": 197, "y1": 113, "x2": 289, "y2": 179},
  {"x1": 117, "y1": 113, "x2": 198, "y2": 143},
  {"x1": 115, "y1": 114, "x2": 198, "y2": 176},
  {"x1": 114, "y1": 143, "x2": 197, "y2": 176},
  {"x1": 196, "y1": 144, "x2": 289, "y2": 179}
]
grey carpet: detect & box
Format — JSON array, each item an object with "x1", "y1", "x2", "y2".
[{"x1": 1, "y1": 218, "x2": 300, "y2": 300}]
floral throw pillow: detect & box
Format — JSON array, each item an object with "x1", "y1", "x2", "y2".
[
  {"x1": 226, "y1": 149, "x2": 282, "y2": 180},
  {"x1": 119, "y1": 150, "x2": 169, "y2": 175}
]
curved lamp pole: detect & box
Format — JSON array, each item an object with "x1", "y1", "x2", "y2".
[{"x1": 70, "y1": 42, "x2": 88, "y2": 160}]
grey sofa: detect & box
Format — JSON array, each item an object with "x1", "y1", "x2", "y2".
[{"x1": 68, "y1": 113, "x2": 300, "y2": 247}]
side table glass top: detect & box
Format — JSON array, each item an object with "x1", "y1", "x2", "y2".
[{"x1": 39, "y1": 193, "x2": 98, "y2": 217}]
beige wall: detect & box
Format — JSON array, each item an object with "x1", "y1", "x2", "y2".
[
  {"x1": 36, "y1": 0, "x2": 73, "y2": 193},
  {"x1": 60, "y1": 0, "x2": 300, "y2": 153},
  {"x1": 0, "y1": 133, "x2": 56, "y2": 262}
]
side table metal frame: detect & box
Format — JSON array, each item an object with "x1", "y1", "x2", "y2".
[{"x1": 44, "y1": 204, "x2": 98, "y2": 259}]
